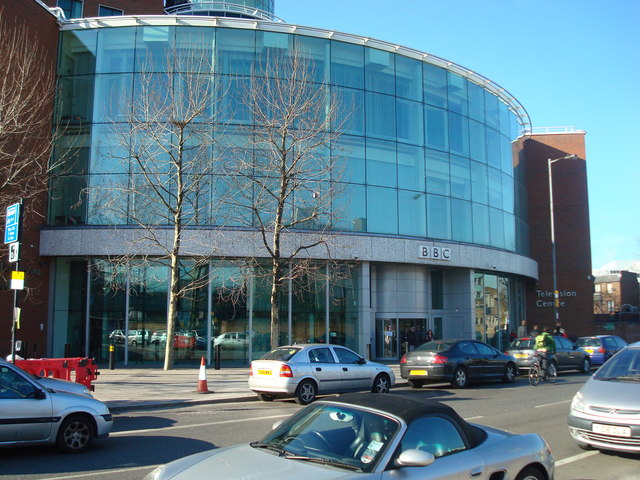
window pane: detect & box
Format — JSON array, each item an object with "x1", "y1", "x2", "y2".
[
  {"x1": 488, "y1": 167, "x2": 502, "y2": 208},
  {"x1": 333, "y1": 135, "x2": 365, "y2": 184},
  {"x1": 504, "y1": 213, "x2": 516, "y2": 251},
  {"x1": 450, "y1": 155, "x2": 471, "y2": 200},
  {"x1": 367, "y1": 186, "x2": 397, "y2": 234},
  {"x1": 399, "y1": 190, "x2": 426, "y2": 237},
  {"x1": 93, "y1": 74, "x2": 133, "y2": 123},
  {"x1": 468, "y1": 82, "x2": 485, "y2": 122},
  {"x1": 425, "y1": 106, "x2": 448, "y2": 151},
  {"x1": 397, "y1": 144, "x2": 425, "y2": 191},
  {"x1": 135, "y1": 26, "x2": 173, "y2": 73},
  {"x1": 333, "y1": 184, "x2": 366, "y2": 232},
  {"x1": 502, "y1": 172, "x2": 514, "y2": 214},
  {"x1": 490, "y1": 208, "x2": 505, "y2": 248},
  {"x1": 448, "y1": 112, "x2": 469, "y2": 157},
  {"x1": 333, "y1": 87, "x2": 364, "y2": 135},
  {"x1": 295, "y1": 35, "x2": 330, "y2": 84},
  {"x1": 216, "y1": 28, "x2": 255, "y2": 75},
  {"x1": 366, "y1": 92, "x2": 396, "y2": 140},
  {"x1": 331, "y1": 41, "x2": 364, "y2": 88},
  {"x1": 427, "y1": 194, "x2": 450, "y2": 240},
  {"x1": 426, "y1": 149, "x2": 449, "y2": 195},
  {"x1": 366, "y1": 138, "x2": 397, "y2": 187},
  {"x1": 472, "y1": 203, "x2": 490, "y2": 245},
  {"x1": 365, "y1": 48, "x2": 395, "y2": 94},
  {"x1": 486, "y1": 127, "x2": 501, "y2": 169},
  {"x1": 500, "y1": 135, "x2": 512, "y2": 173},
  {"x1": 60, "y1": 30, "x2": 97, "y2": 76},
  {"x1": 397, "y1": 99, "x2": 424, "y2": 145},
  {"x1": 423, "y1": 63, "x2": 447, "y2": 108},
  {"x1": 447, "y1": 72, "x2": 467, "y2": 115},
  {"x1": 485, "y1": 91, "x2": 500, "y2": 130},
  {"x1": 96, "y1": 27, "x2": 136, "y2": 73},
  {"x1": 395, "y1": 56, "x2": 422, "y2": 101},
  {"x1": 451, "y1": 198, "x2": 472, "y2": 242},
  {"x1": 470, "y1": 160, "x2": 488, "y2": 204}
]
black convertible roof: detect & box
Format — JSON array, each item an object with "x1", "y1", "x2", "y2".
[{"x1": 321, "y1": 392, "x2": 487, "y2": 447}]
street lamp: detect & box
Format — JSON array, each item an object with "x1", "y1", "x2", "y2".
[{"x1": 548, "y1": 154, "x2": 578, "y2": 324}]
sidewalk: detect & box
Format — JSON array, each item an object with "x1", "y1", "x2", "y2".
[{"x1": 91, "y1": 363, "x2": 403, "y2": 413}]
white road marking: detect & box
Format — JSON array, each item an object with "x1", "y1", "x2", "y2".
[
  {"x1": 111, "y1": 413, "x2": 289, "y2": 436},
  {"x1": 534, "y1": 399, "x2": 571, "y2": 408},
  {"x1": 37, "y1": 465, "x2": 157, "y2": 480},
  {"x1": 555, "y1": 450, "x2": 599, "y2": 466}
]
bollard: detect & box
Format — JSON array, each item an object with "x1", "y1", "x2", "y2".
[
  {"x1": 109, "y1": 344, "x2": 115, "y2": 370},
  {"x1": 214, "y1": 344, "x2": 221, "y2": 370}
]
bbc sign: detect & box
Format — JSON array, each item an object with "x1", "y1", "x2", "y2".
[{"x1": 419, "y1": 245, "x2": 452, "y2": 261}]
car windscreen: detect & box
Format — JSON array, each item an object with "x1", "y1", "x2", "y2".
[
  {"x1": 415, "y1": 341, "x2": 453, "y2": 352},
  {"x1": 509, "y1": 339, "x2": 534, "y2": 349},
  {"x1": 576, "y1": 338, "x2": 599, "y2": 347},
  {"x1": 594, "y1": 348, "x2": 640, "y2": 381},
  {"x1": 262, "y1": 347, "x2": 301, "y2": 361}
]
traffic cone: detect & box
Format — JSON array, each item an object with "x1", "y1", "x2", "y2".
[{"x1": 195, "y1": 356, "x2": 213, "y2": 394}]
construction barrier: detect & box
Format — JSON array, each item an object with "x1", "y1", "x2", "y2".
[{"x1": 15, "y1": 357, "x2": 100, "y2": 391}]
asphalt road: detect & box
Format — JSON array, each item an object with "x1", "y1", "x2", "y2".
[{"x1": 1, "y1": 372, "x2": 638, "y2": 480}]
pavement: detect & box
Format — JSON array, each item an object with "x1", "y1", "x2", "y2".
[{"x1": 91, "y1": 363, "x2": 404, "y2": 413}]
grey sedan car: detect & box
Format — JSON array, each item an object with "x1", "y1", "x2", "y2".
[
  {"x1": 145, "y1": 393, "x2": 554, "y2": 480},
  {"x1": 249, "y1": 344, "x2": 395, "y2": 404},
  {"x1": 506, "y1": 336, "x2": 591, "y2": 373},
  {"x1": 0, "y1": 360, "x2": 112, "y2": 452},
  {"x1": 568, "y1": 341, "x2": 640, "y2": 453}
]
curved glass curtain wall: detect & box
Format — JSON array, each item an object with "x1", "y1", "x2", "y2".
[{"x1": 51, "y1": 23, "x2": 528, "y2": 255}]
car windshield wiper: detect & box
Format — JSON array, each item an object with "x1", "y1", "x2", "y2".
[
  {"x1": 283, "y1": 455, "x2": 363, "y2": 471},
  {"x1": 615, "y1": 373, "x2": 640, "y2": 381},
  {"x1": 250, "y1": 441, "x2": 288, "y2": 456}
]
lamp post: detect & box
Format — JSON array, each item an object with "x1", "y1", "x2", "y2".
[{"x1": 547, "y1": 154, "x2": 578, "y2": 324}]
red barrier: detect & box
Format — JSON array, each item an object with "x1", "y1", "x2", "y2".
[{"x1": 15, "y1": 357, "x2": 100, "y2": 391}]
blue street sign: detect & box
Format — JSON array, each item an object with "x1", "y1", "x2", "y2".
[{"x1": 4, "y1": 203, "x2": 20, "y2": 244}]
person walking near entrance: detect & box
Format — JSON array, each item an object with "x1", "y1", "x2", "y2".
[{"x1": 517, "y1": 320, "x2": 528, "y2": 338}]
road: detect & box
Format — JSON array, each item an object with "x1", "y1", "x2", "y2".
[{"x1": 1, "y1": 372, "x2": 638, "y2": 480}]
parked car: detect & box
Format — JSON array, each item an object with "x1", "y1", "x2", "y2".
[
  {"x1": 151, "y1": 330, "x2": 167, "y2": 344},
  {"x1": 568, "y1": 341, "x2": 640, "y2": 453},
  {"x1": 575, "y1": 335, "x2": 627, "y2": 366},
  {"x1": 214, "y1": 331, "x2": 249, "y2": 350},
  {"x1": 0, "y1": 360, "x2": 112, "y2": 452},
  {"x1": 506, "y1": 336, "x2": 591, "y2": 373},
  {"x1": 144, "y1": 392, "x2": 554, "y2": 480},
  {"x1": 128, "y1": 329, "x2": 151, "y2": 346},
  {"x1": 108, "y1": 329, "x2": 126, "y2": 344},
  {"x1": 249, "y1": 344, "x2": 395, "y2": 404},
  {"x1": 400, "y1": 339, "x2": 518, "y2": 388}
]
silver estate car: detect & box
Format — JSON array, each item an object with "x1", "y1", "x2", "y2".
[
  {"x1": 249, "y1": 344, "x2": 395, "y2": 404},
  {"x1": 145, "y1": 393, "x2": 554, "y2": 480},
  {"x1": 568, "y1": 341, "x2": 640, "y2": 453},
  {"x1": 0, "y1": 360, "x2": 112, "y2": 452}
]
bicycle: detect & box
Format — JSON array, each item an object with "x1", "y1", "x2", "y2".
[{"x1": 529, "y1": 352, "x2": 557, "y2": 386}]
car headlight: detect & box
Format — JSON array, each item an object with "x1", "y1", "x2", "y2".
[
  {"x1": 142, "y1": 449, "x2": 216, "y2": 480},
  {"x1": 570, "y1": 392, "x2": 585, "y2": 413}
]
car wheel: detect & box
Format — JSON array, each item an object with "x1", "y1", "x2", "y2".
[
  {"x1": 294, "y1": 380, "x2": 317, "y2": 405},
  {"x1": 131, "y1": 340, "x2": 137, "y2": 346},
  {"x1": 407, "y1": 379, "x2": 425, "y2": 389},
  {"x1": 502, "y1": 363, "x2": 516, "y2": 383},
  {"x1": 515, "y1": 466, "x2": 545, "y2": 480},
  {"x1": 56, "y1": 414, "x2": 95, "y2": 453},
  {"x1": 581, "y1": 357, "x2": 591, "y2": 373},
  {"x1": 371, "y1": 373, "x2": 391, "y2": 393},
  {"x1": 256, "y1": 392, "x2": 274, "y2": 402},
  {"x1": 451, "y1": 367, "x2": 468, "y2": 388}
]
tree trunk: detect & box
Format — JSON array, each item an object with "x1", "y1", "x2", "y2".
[{"x1": 269, "y1": 257, "x2": 281, "y2": 350}]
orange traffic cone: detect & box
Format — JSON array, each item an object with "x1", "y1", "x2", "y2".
[{"x1": 195, "y1": 356, "x2": 213, "y2": 394}]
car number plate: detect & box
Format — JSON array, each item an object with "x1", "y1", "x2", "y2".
[
  {"x1": 592, "y1": 423, "x2": 631, "y2": 437},
  {"x1": 258, "y1": 369, "x2": 272, "y2": 376},
  {"x1": 514, "y1": 353, "x2": 527, "y2": 358},
  {"x1": 409, "y1": 370, "x2": 428, "y2": 376}
]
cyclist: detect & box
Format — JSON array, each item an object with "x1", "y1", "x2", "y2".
[{"x1": 534, "y1": 327, "x2": 556, "y2": 378}]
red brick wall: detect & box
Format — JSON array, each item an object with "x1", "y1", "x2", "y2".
[
  {"x1": 522, "y1": 133, "x2": 594, "y2": 338},
  {"x1": 0, "y1": 2, "x2": 59, "y2": 359},
  {"x1": 41, "y1": 0, "x2": 165, "y2": 16}
]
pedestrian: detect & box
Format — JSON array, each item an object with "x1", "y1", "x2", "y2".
[
  {"x1": 425, "y1": 329, "x2": 434, "y2": 342},
  {"x1": 553, "y1": 321, "x2": 568, "y2": 338},
  {"x1": 529, "y1": 324, "x2": 539, "y2": 338},
  {"x1": 517, "y1": 320, "x2": 528, "y2": 338}
]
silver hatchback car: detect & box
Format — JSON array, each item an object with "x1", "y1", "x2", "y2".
[
  {"x1": 249, "y1": 344, "x2": 395, "y2": 404},
  {"x1": 568, "y1": 341, "x2": 640, "y2": 453},
  {"x1": 0, "y1": 360, "x2": 113, "y2": 452}
]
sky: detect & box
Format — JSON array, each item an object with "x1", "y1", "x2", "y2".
[{"x1": 275, "y1": 0, "x2": 640, "y2": 272}]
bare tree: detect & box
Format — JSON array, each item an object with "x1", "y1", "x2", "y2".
[
  {"x1": 92, "y1": 47, "x2": 222, "y2": 369},
  {"x1": 223, "y1": 47, "x2": 348, "y2": 349}
]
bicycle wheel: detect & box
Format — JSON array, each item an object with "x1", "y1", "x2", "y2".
[
  {"x1": 546, "y1": 363, "x2": 557, "y2": 383},
  {"x1": 529, "y1": 365, "x2": 541, "y2": 386}
]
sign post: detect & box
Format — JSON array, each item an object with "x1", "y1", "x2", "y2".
[{"x1": 5, "y1": 201, "x2": 23, "y2": 363}]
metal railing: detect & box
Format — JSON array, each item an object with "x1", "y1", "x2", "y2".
[{"x1": 164, "y1": 1, "x2": 282, "y2": 22}]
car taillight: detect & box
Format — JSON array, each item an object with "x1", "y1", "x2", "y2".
[
  {"x1": 400, "y1": 354, "x2": 407, "y2": 364},
  {"x1": 279, "y1": 364, "x2": 293, "y2": 377},
  {"x1": 249, "y1": 362, "x2": 253, "y2": 377},
  {"x1": 432, "y1": 355, "x2": 447, "y2": 364},
  {"x1": 597, "y1": 347, "x2": 605, "y2": 354}
]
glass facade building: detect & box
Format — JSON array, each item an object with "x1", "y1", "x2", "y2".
[{"x1": 44, "y1": 14, "x2": 536, "y2": 366}]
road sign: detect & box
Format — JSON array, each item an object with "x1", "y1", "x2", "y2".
[
  {"x1": 8, "y1": 242, "x2": 19, "y2": 263},
  {"x1": 4, "y1": 202, "x2": 21, "y2": 244},
  {"x1": 10, "y1": 270, "x2": 25, "y2": 290}
]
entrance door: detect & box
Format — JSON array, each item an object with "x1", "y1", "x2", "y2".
[
  {"x1": 398, "y1": 319, "x2": 427, "y2": 356},
  {"x1": 375, "y1": 318, "x2": 398, "y2": 360}
]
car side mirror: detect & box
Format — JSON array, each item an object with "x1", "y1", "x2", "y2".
[
  {"x1": 34, "y1": 388, "x2": 47, "y2": 399},
  {"x1": 358, "y1": 357, "x2": 367, "y2": 364},
  {"x1": 395, "y1": 449, "x2": 435, "y2": 468}
]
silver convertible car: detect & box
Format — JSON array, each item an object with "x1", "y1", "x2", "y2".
[
  {"x1": 0, "y1": 360, "x2": 112, "y2": 452},
  {"x1": 145, "y1": 393, "x2": 554, "y2": 480},
  {"x1": 249, "y1": 344, "x2": 395, "y2": 404}
]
